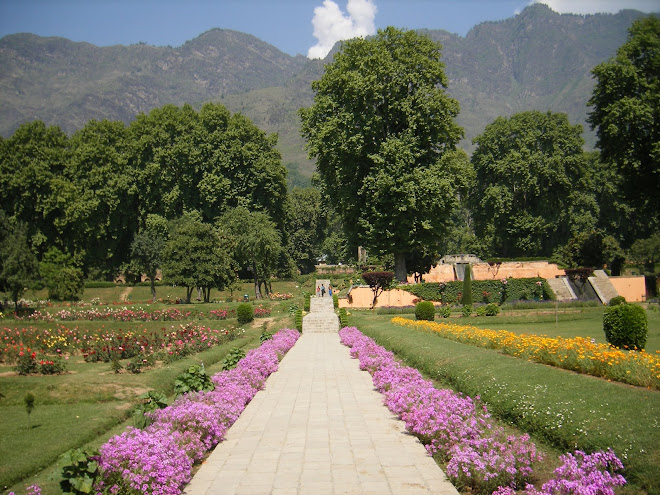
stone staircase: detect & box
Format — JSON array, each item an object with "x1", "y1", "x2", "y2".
[
  {"x1": 589, "y1": 270, "x2": 620, "y2": 305},
  {"x1": 303, "y1": 280, "x2": 339, "y2": 333},
  {"x1": 546, "y1": 277, "x2": 577, "y2": 301}
]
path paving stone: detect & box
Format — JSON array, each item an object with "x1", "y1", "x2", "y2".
[{"x1": 184, "y1": 285, "x2": 457, "y2": 495}]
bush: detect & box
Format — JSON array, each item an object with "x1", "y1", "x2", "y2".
[
  {"x1": 333, "y1": 293, "x2": 339, "y2": 309},
  {"x1": 475, "y1": 305, "x2": 486, "y2": 316},
  {"x1": 295, "y1": 309, "x2": 303, "y2": 332},
  {"x1": 173, "y1": 364, "x2": 214, "y2": 396},
  {"x1": 461, "y1": 266, "x2": 473, "y2": 306},
  {"x1": 221, "y1": 347, "x2": 246, "y2": 371},
  {"x1": 608, "y1": 296, "x2": 627, "y2": 306},
  {"x1": 60, "y1": 448, "x2": 101, "y2": 494},
  {"x1": 484, "y1": 303, "x2": 500, "y2": 316},
  {"x1": 403, "y1": 278, "x2": 554, "y2": 304},
  {"x1": 461, "y1": 305, "x2": 473, "y2": 317},
  {"x1": 603, "y1": 304, "x2": 648, "y2": 350},
  {"x1": 415, "y1": 301, "x2": 435, "y2": 321},
  {"x1": 438, "y1": 306, "x2": 451, "y2": 318},
  {"x1": 15, "y1": 351, "x2": 38, "y2": 375},
  {"x1": 339, "y1": 308, "x2": 348, "y2": 328},
  {"x1": 236, "y1": 303, "x2": 254, "y2": 324},
  {"x1": 304, "y1": 293, "x2": 311, "y2": 311}
]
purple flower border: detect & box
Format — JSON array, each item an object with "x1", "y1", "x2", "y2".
[{"x1": 339, "y1": 326, "x2": 626, "y2": 495}]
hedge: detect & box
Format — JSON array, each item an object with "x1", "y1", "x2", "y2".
[{"x1": 402, "y1": 278, "x2": 554, "y2": 304}]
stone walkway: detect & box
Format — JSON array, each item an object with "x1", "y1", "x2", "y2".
[{"x1": 184, "y1": 283, "x2": 457, "y2": 495}]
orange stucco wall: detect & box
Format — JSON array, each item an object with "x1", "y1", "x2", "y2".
[
  {"x1": 409, "y1": 261, "x2": 565, "y2": 283},
  {"x1": 338, "y1": 286, "x2": 418, "y2": 309},
  {"x1": 609, "y1": 276, "x2": 646, "y2": 302}
]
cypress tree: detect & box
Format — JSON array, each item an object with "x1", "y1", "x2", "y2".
[{"x1": 461, "y1": 265, "x2": 473, "y2": 305}]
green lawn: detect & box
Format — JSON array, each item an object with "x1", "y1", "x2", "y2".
[{"x1": 348, "y1": 311, "x2": 660, "y2": 495}]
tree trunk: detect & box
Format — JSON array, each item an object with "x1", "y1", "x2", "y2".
[
  {"x1": 203, "y1": 287, "x2": 210, "y2": 303},
  {"x1": 150, "y1": 278, "x2": 157, "y2": 303},
  {"x1": 253, "y1": 262, "x2": 262, "y2": 299},
  {"x1": 394, "y1": 253, "x2": 407, "y2": 283},
  {"x1": 185, "y1": 287, "x2": 193, "y2": 304}
]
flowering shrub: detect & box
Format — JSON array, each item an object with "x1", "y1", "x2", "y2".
[
  {"x1": 269, "y1": 292, "x2": 293, "y2": 300},
  {"x1": 392, "y1": 317, "x2": 660, "y2": 389},
  {"x1": 253, "y1": 305, "x2": 272, "y2": 318},
  {"x1": 339, "y1": 326, "x2": 626, "y2": 495},
  {"x1": 95, "y1": 328, "x2": 299, "y2": 494}
]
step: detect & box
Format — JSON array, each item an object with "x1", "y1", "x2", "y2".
[
  {"x1": 546, "y1": 277, "x2": 576, "y2": 301},
  {"x1": 302, "y1": 312, "x2": 339, "y2": 333},
  {"x1": 589, "y1": 275, "x2": 619, "y2": 305}
]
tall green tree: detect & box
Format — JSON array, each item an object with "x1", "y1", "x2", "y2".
[
  {"x1": 130, "y1": 215, "x2": 167, "y2": 303},
  {"x1": 62, "y1": 119, "x2": 136, "y2": 278},
  {"x1": 470, "y1": 111, "x2": 597, "y2": 258},
  {"x1": 0, "y1": 121, "x2": 67, "y2": 256},
  {"x1": 162, "y1": 211, "x2": 235, "y2": 303},
  {"x1": 219, "y1": 207, "x2": 282, "y2": 299},
  {"x1": 300, "y1": 27, "x2": 466, "y2": 282},
  {"x1": 0, "y1": 222, "x2": 39, "y2": 310},
  {"x1": 285, "y1": 186, "x2": 327, "y2": 274},
  {"x1": 588, "y1": 15, "x2": 660, "y2": 229}
]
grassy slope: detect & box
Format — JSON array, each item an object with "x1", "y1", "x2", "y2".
[{"x1": 349, "y1": 312, "x2": 660, "y2": 495}]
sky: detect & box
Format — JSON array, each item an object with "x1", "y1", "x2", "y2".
[{"x1": 1, "y1": 0, "x2": 658, "y2": 59}]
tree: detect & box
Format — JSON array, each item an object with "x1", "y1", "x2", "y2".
[
  {"x1": 300, "y1": 27, "x2": 466, "y2": 282},
  {"x1": 554, "y1": 230, "x2": 625, "y2": 275},
  {"x1": 219, "y1": 207, "x2": 282, "y2": 299},
  {"x1": 470, "y1": 111, "x2": 597, "y2": 258},
  {"x1": 39, "y1": 247, "x2": 83, "y2": 300},
  {"x1": 0, "y1": 222, "x2": 39, "y2": 310},
  {"x1": 285, "y1": 186, "x2": 327, "y2": 274},
  {"x1": 461, "y1": 265, "x2": 473, "y2": 306},
  {"x1": 51, "y1": 266, "x2": 85, "y2": 302},
  {"x1": 588, "y1": 16, "x2": 660, "y2": 229},
  {"x1": 362, "y1": 271, "x2": 395, "y2": 309},
  {"x1": 629, "y1": 233, "x2": 660, "y2": 274},
  {"x1": 162, "y1": 211, "x2": 235, "y2": 303},
  {"x1": 130, "y1": 225, "x2": 165, "y2": 303}
]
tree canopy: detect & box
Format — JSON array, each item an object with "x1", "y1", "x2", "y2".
[
  {"x1": 300, "y1": 26, "x2": 466, "y2": 281},
  {"x1": 469, "y1": 111, "x2": 597, "y2": 258},
  {"x1": 588, "y1": 15, "x2": 660, "y2": 229}
]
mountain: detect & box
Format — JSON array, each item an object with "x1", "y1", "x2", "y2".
[{"x1": 0, "y1": 5, "x2": 647, "y2": 183}]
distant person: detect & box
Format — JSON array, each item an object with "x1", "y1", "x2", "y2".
[
  {"x1": 321, "y1": 284, "x2": 326, "y2": 297},
  {"x1": 316, "y1": 285, "x2": 320, "y2": 298},
  {"x1": 328, "y1": 285, "x2": 333, "y2": 297}
]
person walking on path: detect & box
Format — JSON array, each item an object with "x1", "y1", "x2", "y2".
[
  {"x1": 321, "y1": 284, "x2": 326, "y2": 297},
  {"x1": 328, "y1": 285, "x2": 333, "y2": 297},
  {"x1": 316, "y1": 285, "x2": 320, "y2": 298}
]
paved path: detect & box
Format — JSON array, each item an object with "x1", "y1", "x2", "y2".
[{"x1": 184, "y1": 284, "x2": 457, "y2": 495}]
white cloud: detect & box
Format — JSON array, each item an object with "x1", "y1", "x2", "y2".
[
  {"x1": 307, "y1": 0, "x2": 377, "y2": 59},
  {"x1": 531, "y1": 0, "x2": 660, "y2": 15}
]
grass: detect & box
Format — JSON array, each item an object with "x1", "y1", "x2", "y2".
[
  {"x1": 348, "y1": 312, "x2": 660, "y2": 495},
  {"x1": 1, "y1": 280, "x2": 305, "y2": 495}
]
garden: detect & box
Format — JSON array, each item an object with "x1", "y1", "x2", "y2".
[{"x1": 0, "y1": 281, "x2": 302, "y2": 495}]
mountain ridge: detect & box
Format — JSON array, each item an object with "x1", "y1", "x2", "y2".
[{"x1": 0, "y1": 5, "x2": 650, "y2": 182}]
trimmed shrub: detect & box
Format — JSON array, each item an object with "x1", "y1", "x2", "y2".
[
  {"x1": 608, "y1": 296, "x2": 627, "y2": 306},
  {"x1": 461, "y1": 265, "x2": 473, "y2": 305},
  {"x1": 475, "y1": 305, "x2": 486, "y2": 316},
  {"x1": 304, "y1": 293, "x2": 311, "y2": 312},
  {"x1": 484, "y1": 303, "x2": 500, "y2": 316},
  {"x1": 415, "y1": 301, "x2": 435, "y2": 321},
  {"x1": 295, "y1": 309, "x2": 303, "y2": 332},
  {"x1": 461, "y1": 305, "x2": 473, "y2": 317},
  {"x1": 603, "y1": 304, "x2": 648, "y2": 350},
  {"x1": 402, "y1": 278, "x2": 554, "y2": 304},
  {"x1": 438, "y1": 306, "x2": 451, "y2": 318},
  {"x1": 333, "y1": 293, "x2": 339, "y2": 309},
  {"x1": 236, "y1": 303, "x2": 254, "y2": 325},
  {"x1": 339, "y1": 308, "x2": 348, "y2": 328}
]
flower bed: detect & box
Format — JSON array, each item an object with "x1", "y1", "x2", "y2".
[
  {"x1": 94, "y1": 328, "x2": 299, "y2": 494},
  {"x1": 0, "y1": 323, "x2": 242, "y2": 365},
  {"x1": 339, "y1": 326, "x2": 626, "y2": 495},
  {"x1": 392, "y1": 317, "x2": 660, "y2": 390}
]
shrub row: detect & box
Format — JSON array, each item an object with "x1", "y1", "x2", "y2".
[{"x1": 403, "y1": 278, "x2": 553, "y2": 304}]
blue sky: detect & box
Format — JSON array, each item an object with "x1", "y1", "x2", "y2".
[{"x1": 1, "y1": 0, "x2": 658, "y2": 58}]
